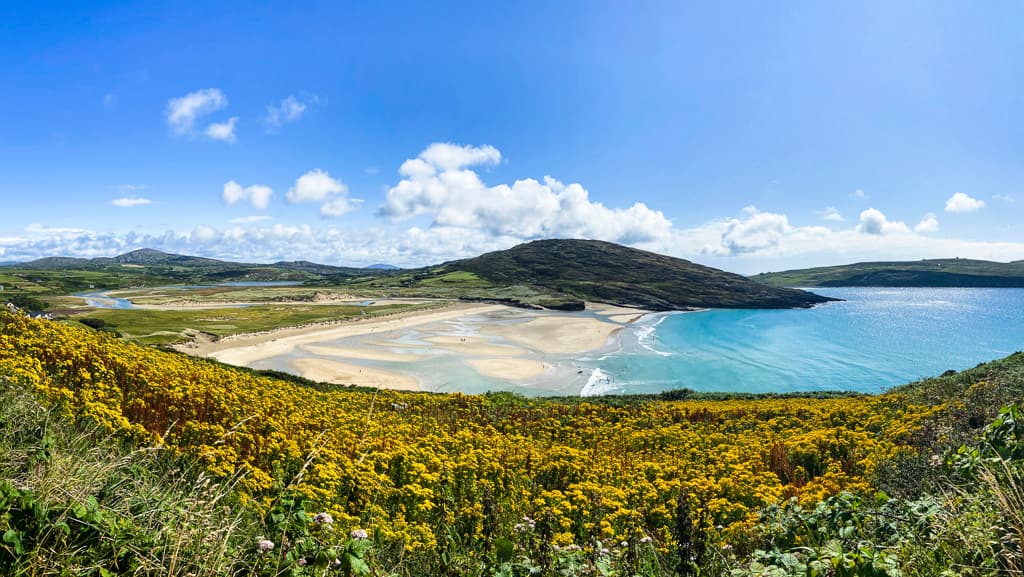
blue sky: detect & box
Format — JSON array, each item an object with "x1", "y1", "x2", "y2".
[{"x1": 1, "y1": 1, "x2": 1022, "y2": 272}]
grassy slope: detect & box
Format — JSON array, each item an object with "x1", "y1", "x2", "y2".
[
  {"x1": 0, "y1": 380, "x2": 249, "y2": 575},
  {"x1": 345, "y1": 239, "x2": 834, "y2": 310},
  {"x1": 752, "y1": 258, "x2": 1024, "y2": 287}
]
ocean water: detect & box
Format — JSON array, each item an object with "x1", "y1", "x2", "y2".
[{"x1": 584, "y1": 287, "x2": 1024, "y2": 395}]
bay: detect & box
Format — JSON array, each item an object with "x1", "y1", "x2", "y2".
[{"x1": 591, "y1": 287, "x2": 1024, "y2": 395}]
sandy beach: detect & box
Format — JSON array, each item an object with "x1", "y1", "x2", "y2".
[
  {"x1": 291, "y1": 358, "x2": 421, "y2": 390},
  {"x1": 177, "y1": 301, "x2": 647, "y2": 392}
]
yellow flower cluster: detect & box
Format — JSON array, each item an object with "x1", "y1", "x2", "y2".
[{"x1": 0, "y1": 311, "x2": 937, "y2": 558}]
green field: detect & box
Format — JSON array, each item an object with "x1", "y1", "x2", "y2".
[{"x1": 75, "y1": 302, "x2": 440, "y2": 345}]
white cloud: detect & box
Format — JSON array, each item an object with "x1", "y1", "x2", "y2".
[
  {"x1": 364, "y1": 166, "x2": 380, "y2": 175},
  {"x1": 103, "y1": 93, "x2": 117, "y2": 109},
  {"x1": 914, "y1": 213, "x2": 939, "y2": 233},
  {"x1": 287, "y1": 169, "x2": 346, "y2": 203},
  {"x1": 263, "y1": 95, "x2": 311, "y2": 129},
  {"x1": 945, "y1": 192, "x2": 985, "y2": 213},
  {"x1": 379, "y1": 143, "x2": 671, "y2": 244},
  {"x1": 418, "y1": 143, "x2": 501, "y2": 171},
  {"x1": 993, "y1": 194, "x2": 1015, "y2": 203},
  {"x1": 205, "y1": 117, "x2": 239, "y2": 142},
  {"x1": 285, "y1": 169, "x2": 359, "y2": 217},
  {"x1": 857, "y1": 208, "x2": 911, "y2": 235},
  {"x1": 112, "y1": 197, "x2": 153, "y2": 207},
  {"x1": 716, "y1": 208, "x2": 793, "y2": 255},
  {"x1": 166, "y1": 88, "x2": 228, "y2": 134},
  {"x1": 850, "y1": 189, "x2": 869, "y2": 200},
  {"x1": 230, "y1": 215, "x2": 273, "y2": 224},
  {"x1": 222, "y1": 181, "x2": 273, "y2": 210},
  {"x1": 320, "y1": 197, "x2": 362, "y2": 217},
  {"x1": 817, "y1": 206, "x2": 844, "y2": 222},
  {"x1": 114, "y1": 184, "x2": 146, "y2": 193}
]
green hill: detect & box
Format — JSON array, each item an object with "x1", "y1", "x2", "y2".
[
  {"x1": 352, "y1": 239, "x2": 834, "y2": 310},
  {"x1": 752, "y1": 258, "x2": 1024, "y2": 287}
]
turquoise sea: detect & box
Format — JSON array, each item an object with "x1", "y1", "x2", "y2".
[{"x1": 582, "y1": 287, "x2": 1024, "y2": 396}]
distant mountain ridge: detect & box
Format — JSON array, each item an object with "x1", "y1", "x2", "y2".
[
  {"x1": 752, "y1": 258, "x2": 1024, "y2": 287},
  {"x1": 11, "y1": 248, "x2": 382, "y2": 283},
  {"x1": 17, "y1": 249, "x2": 364, "y2": 272},
  {"x1": 8, "y1": 242, "x2": 832, "y2": 311}
]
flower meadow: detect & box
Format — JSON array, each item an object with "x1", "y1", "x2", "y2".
[{"x1": 0, "y1": 311, "x2": 948, "y2": 574}]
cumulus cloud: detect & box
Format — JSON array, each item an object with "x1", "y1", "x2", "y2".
[
  {"x1": 287, "y1": 169, "x2": 345, "y2": 202},
  {"x1": 857, "y1": 208, "x2": 911, "y2": 235},
  {"x1": 205, "y1": 117, "x2": 239, "y2": 142},
  {"x1": 222, "y1": 181, "x2": 273, "y2": 210},
  {"x1": 945, "y1": 192, "x2": 985, "y2": 213},
  {"x1": 914, "y1": 213, "x2": 939, "y2": 234},
  {"x1": 320, "y1": 196, "x2": 362, "y2": 217},
  {"x1": 112, "y1": 197, "x2": 152, "y2": 207},
  {"x1": 817, "y1": 206, "x2": 844, "y2": 222},
  {"x1": 230, "y1": 215, "x2": 273, "y2": 224},
  {"x1": 166, "y1": 88, "x2": 228, "y2": 134},
  {"x1": 850, "y1": 189, "x2": 869, "y2": 200},
  {"x1": 714, "y1": 207, "x2": 793, "y2": 255},
  {"x1": 379, "y1": 143, "x2": 672, "y2": 244},
  {"x1": 286, "y1": 169, "x2": 359, "y2": 217},
  {"x1": 263, "y1": 95, "x2": 313, "y2": 130}
]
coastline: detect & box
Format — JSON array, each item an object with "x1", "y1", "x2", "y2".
[{"x1": 176, "y1": 302, "x2": 650, "y2": 392}]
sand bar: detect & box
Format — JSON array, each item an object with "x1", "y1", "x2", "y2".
[
  {"x1": 482, "y1": 315, "x2": 622, "y2": 354},
  {"x1": 424, "y1": 335, "x2": 525, "y2": 357},
  {"x1": 301, "y1": 344, "x2": 428, "y2": 363},
  {"x1": 464, "y1": 358, "x2": 550, "y2": 380},
  {"x1": 291, "y1": 358, "x2": 420, "y2": 391}
]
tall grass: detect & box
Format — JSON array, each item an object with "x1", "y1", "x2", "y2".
[{"x1": 0, "y1": 379, "x2": 247, "y2": 576}]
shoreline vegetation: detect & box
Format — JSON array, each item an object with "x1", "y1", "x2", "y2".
[{"x1": 1, "y1": 309, "x2": 1023, "y2": 575}]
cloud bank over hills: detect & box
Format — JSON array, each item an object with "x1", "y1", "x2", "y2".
[{"x1": 2, "y1": 143, "x2": 1019, "y2": 272}]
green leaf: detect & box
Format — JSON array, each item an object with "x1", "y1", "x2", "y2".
[
  {"x1": 3, "y1": 529, "x2": 24, "y2": 555},
  {"x1": 494, "y1": 537, "x2": 514, "y2": 564},
  {"x1": 348, "y1": 557, "x2": 370, "y2": 576}
]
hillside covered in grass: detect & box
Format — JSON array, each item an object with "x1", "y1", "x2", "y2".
[
  {"x1": 752, "y1": 258, "x2": 1024, "y2": 288},
  {"x1": 343, "y1": 239, "x2": 834, "y2": 310},
  {"x1": 2, "y1": 310, "x2": 1023, "y2": 575}
]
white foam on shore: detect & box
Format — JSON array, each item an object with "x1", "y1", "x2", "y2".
[
  {"x1": 635, "y1": 313, "x2": 672, "y2": 357},
  {"x1": 580, "y1": 368, "x2": 618, "y2": 396}
]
